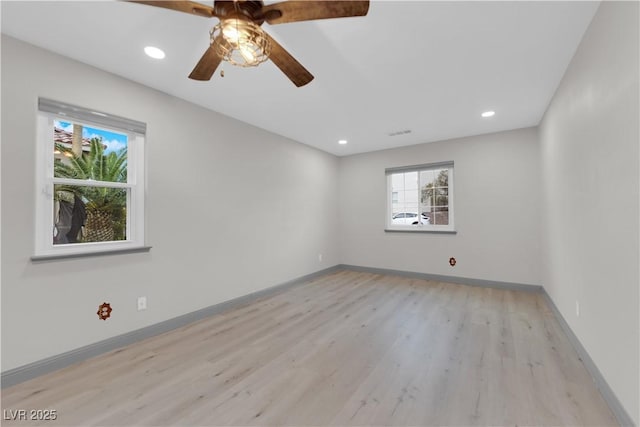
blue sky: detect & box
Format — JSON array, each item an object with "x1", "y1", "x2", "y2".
[{"x1": 55, "y1": 120, "x2": 128, "y2": 154}]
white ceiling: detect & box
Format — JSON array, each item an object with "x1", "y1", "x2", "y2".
[{"x1": 1, "y1": 1, "x2": 598, "y2": 156}]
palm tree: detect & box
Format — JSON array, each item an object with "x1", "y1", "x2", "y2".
[{"x1": 55, "y1": 138, "x2": 127, "y2": 242}]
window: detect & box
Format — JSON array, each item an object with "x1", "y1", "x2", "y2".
[
  {"x1": 34, "y1": 98, "x2": 147, "y2": 259},
  {"x1": 386, "y1": 162, "x2": 454, "y2": 232}
]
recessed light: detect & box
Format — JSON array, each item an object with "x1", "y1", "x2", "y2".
[
  {"x1": 481, "y1": 111, "x2": 495, "y2": 118},
  {"x1": 338, "y1": 140, "x2": 348, "y2": 145},
  {"x1": 144, "y1": 46, "x2": 165, "y2": 59}
]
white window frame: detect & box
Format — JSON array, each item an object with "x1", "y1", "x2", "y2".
[
  {"x1": 385, "y1": 161, "x2": 455, "y2": 233},
  {"x1": 34, "y1": 98, "x2": 147, "y2": 259}
]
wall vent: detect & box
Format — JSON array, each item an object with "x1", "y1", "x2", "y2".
[{"x1": 388, "y1": 129, "x2": 412, "y2": 137}]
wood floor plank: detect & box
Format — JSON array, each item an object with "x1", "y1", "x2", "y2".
[{"x1": 1, "y1": 270, "x2": 618, "y2": 426}]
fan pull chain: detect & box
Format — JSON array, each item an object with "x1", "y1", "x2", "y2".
[{"x1": 220, "y1": 65, "x2": 225, "y2": 78}]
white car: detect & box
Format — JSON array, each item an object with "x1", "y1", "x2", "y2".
[{"x1": 391, "y1": 212, "x2": 431, "y2": 225}]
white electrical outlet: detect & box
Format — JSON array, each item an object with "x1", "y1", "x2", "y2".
[
  {"x1": 137, "y1": 296, "x2": 147, "y2": 311},
  {"x1": 576, "y1": 300, "x2": 580, "y2": 317},
  {"x1": 318, "y1": 253, "x2": 323, "y2": 262}
]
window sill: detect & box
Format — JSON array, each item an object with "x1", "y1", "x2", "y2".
[
  {"x1": 31, "y1": 246, "x2": 152, "y2": 262},
  {"x1": 385, "y1": 228, "x2": 457, "y2": 234}
]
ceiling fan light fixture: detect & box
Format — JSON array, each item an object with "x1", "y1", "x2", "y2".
[
  {"x1": 221, "y1": 23, "x2": 241, "y2": 43},
  {"x1": 212, "y1": 18, "x2": 270, "y2": 68}
]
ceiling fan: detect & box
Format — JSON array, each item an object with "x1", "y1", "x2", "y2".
[{"x1": 131, "y1": 0, "x2": 370, "y2": 87}]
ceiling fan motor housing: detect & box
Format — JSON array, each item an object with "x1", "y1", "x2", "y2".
[{"x1": 214, "y1": 1, "x2": 267, "y2": 24}]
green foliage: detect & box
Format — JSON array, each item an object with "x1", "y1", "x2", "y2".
[
  {"x1": 54, "y1": 138, "x2": 127, "y2": 211},
  {"x1": 54, "y1": 138, "x2": 128, "y2": 241},
  {"x1": 421, "y1": 169, "x2": 449, "y2": 209}
]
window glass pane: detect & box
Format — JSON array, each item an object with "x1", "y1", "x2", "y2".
[
  {"x1": 420, "y1": 169, "x2": 449, "y2": 217},
  {"x1": 53, "y1": 120, "x2": 128, "y2": 183},
  {"x1": 390, "y1": 172, "x2": 419, "y2": 224},
  {"x1": 402, "y1": 172, "x2": 418, "y2": 216},
  {"x1": 404, "y1": 171, "x2": 418, "y2": 191},
  {"x1": 433, "y1": 210, "x2": 449, "y2": 225},
  {"x1": 435, "y1": 169, "x2": 448, "y2": 187},
  {"x1": 419, "y1": 169, "x2": 435, "y2": 193},
  {"x1": 53, "y1": 184, "x2": 127, "y2": 244},
  {"x1": 433, "y1": 187, "x2": 449, "y2": 206},
  {"x1": 391, "y1": 174, "x2": 405, "y2": 192}
]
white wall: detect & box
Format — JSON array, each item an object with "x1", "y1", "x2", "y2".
[
  {"x1": 539, "y1": 2, "x2": 639, "y2": 424},
  {"x1": 338, "y1": 127, "x2": 541, "y2": 286},
  {"x1": 1, "y1": 36, "x2": 339, "y2": 371}
]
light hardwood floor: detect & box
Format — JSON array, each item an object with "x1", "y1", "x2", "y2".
[{"x1": 2, "y1": 270, "x2": 618, "y2": 426}]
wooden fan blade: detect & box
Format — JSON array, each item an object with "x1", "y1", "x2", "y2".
[
  {"x1": 128, "y1": 1, "x2": 215, "y2": 18},
  {"x1": 261, "y1": 1, "x2": 369, "y2": 25},
  {"x1": 189, "y1": 40, "x2": 223, "y2": 81},
  {"x1": 266, "y1": 33, "x2": 314, "y2": 87}
]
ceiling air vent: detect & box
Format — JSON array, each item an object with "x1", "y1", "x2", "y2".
[{"x1": 388, "y1": 130, "x2": 412, "y2": 137}]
